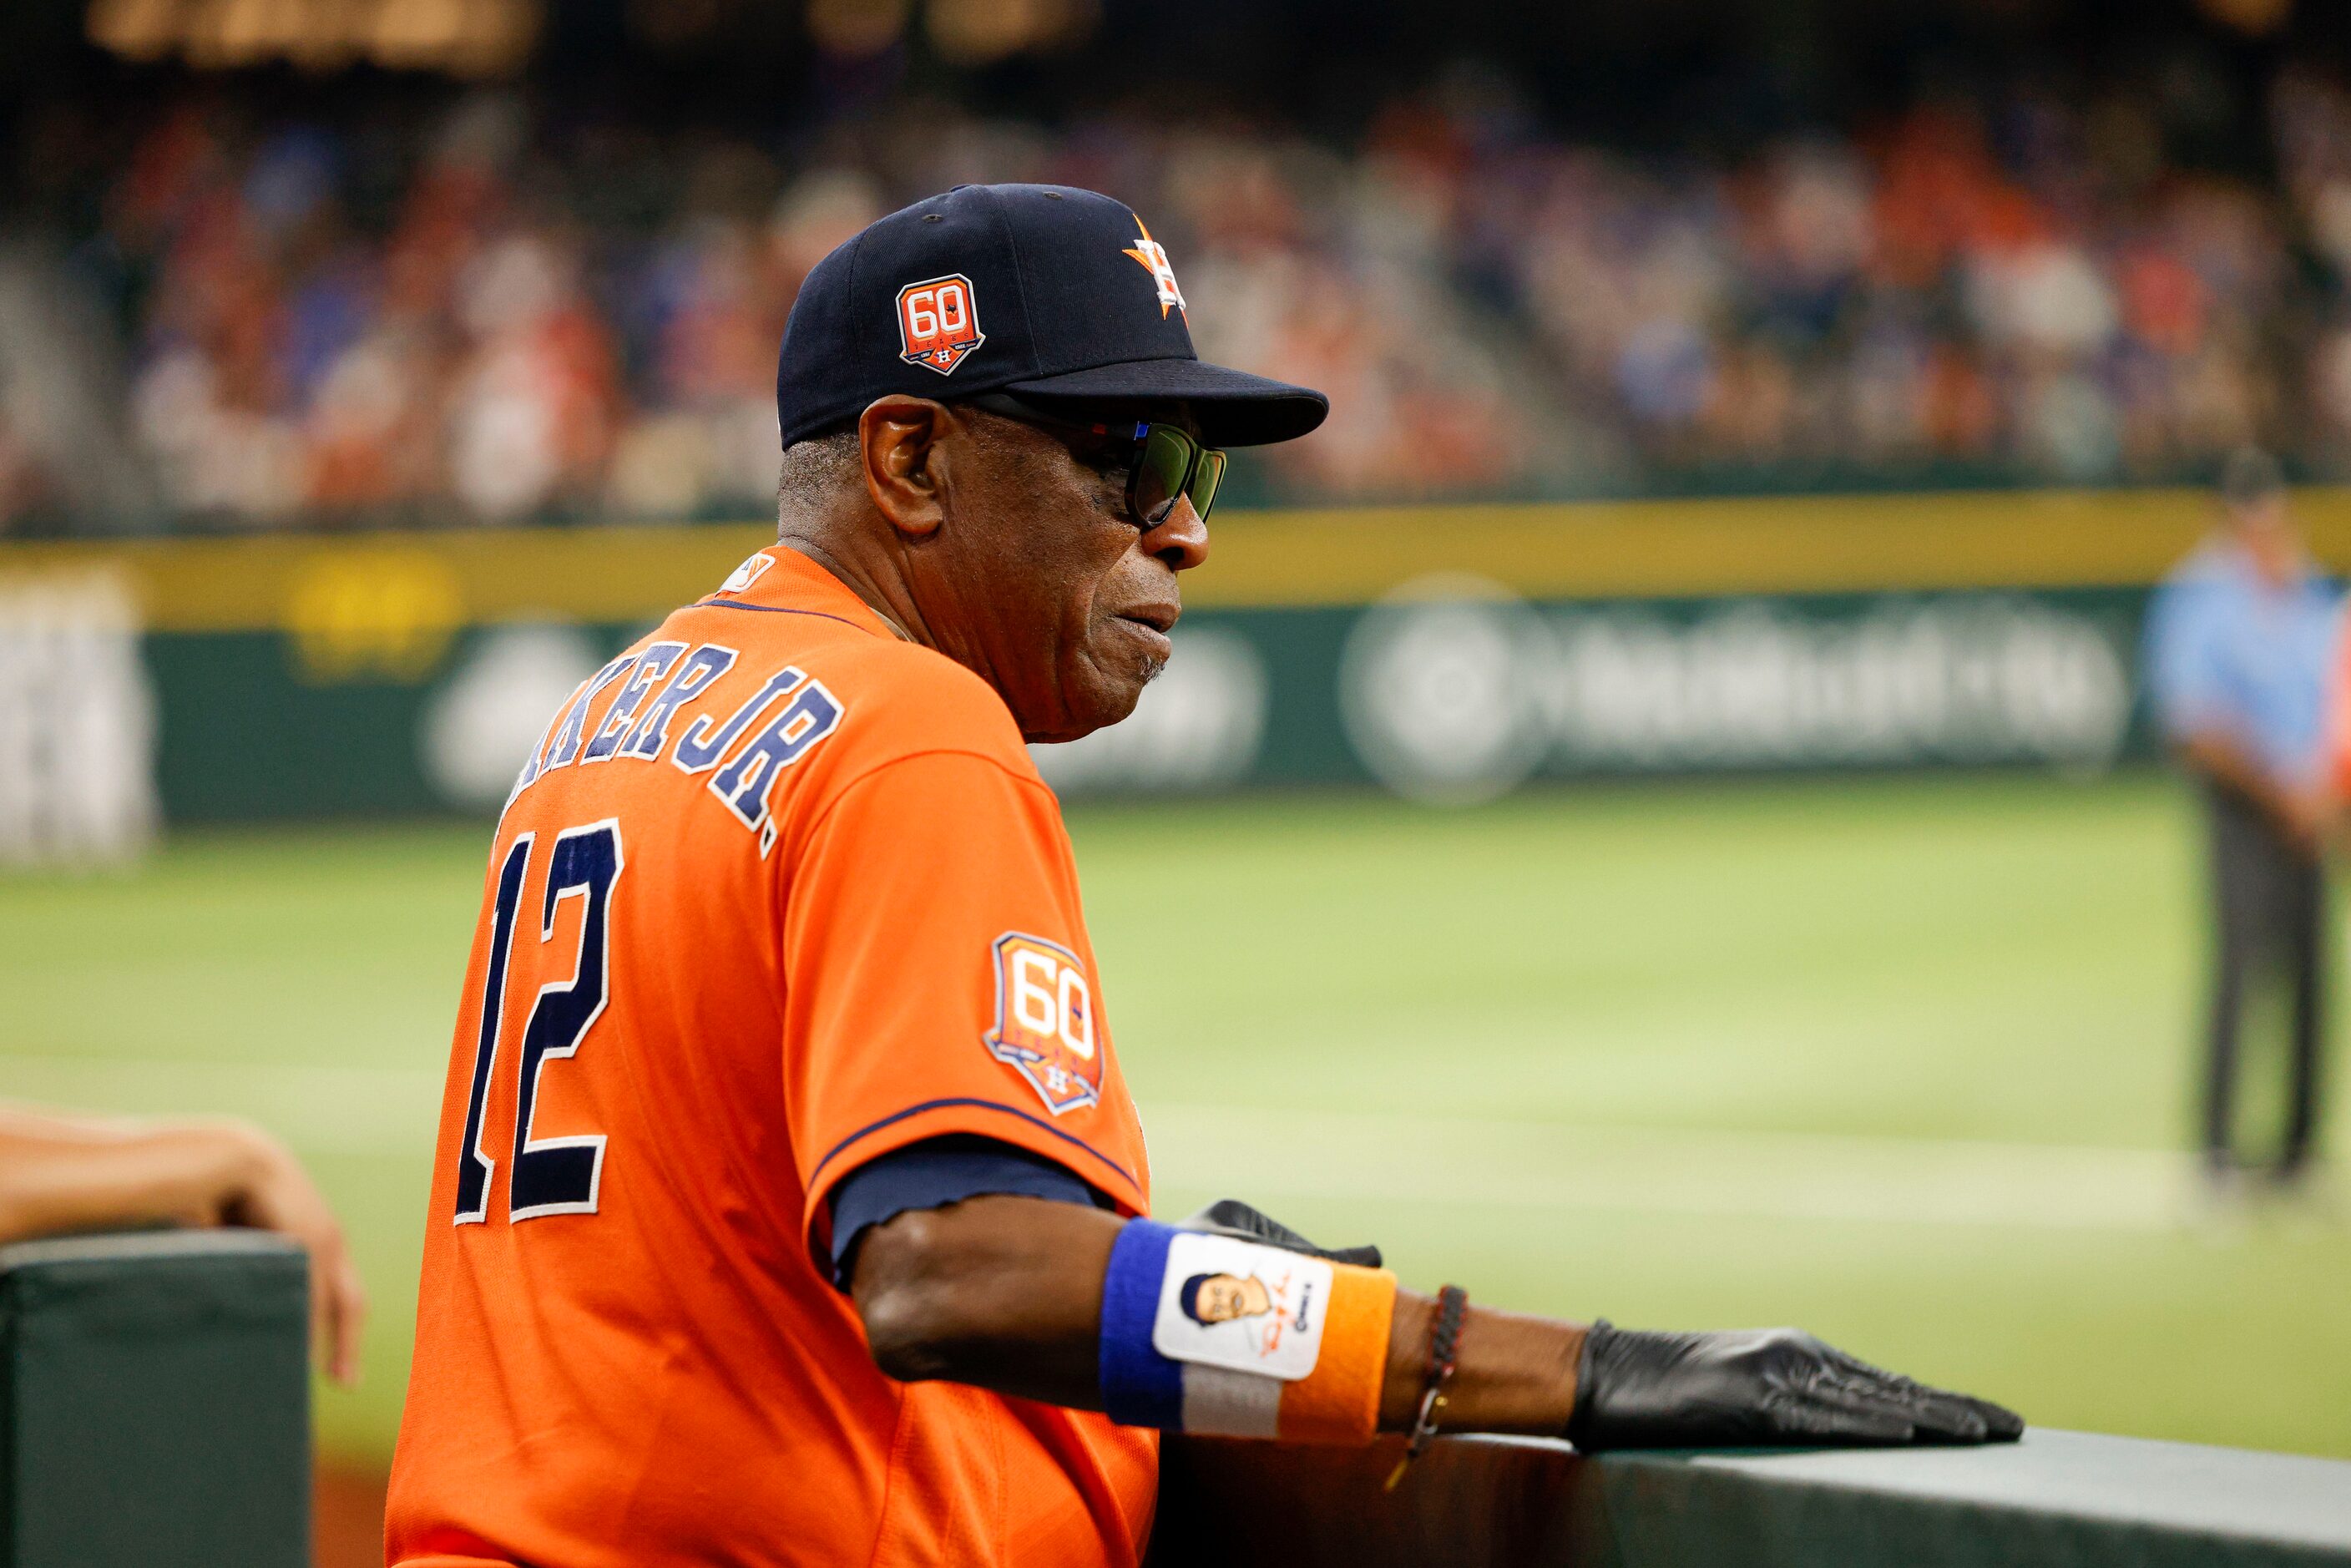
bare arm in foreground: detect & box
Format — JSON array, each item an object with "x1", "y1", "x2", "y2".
[{"x1": 0, "y1": 1105, "x2": 367, "y2": 1383}]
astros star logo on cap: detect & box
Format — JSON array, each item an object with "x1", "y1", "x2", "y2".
[{"x1": 1121, "y1": 215, "x2": 1187, "y2": 321}]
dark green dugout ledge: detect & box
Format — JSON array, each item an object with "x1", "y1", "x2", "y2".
[
  {"x1": 0, "y1": 1230, "x2": 310, "y2": 1568},
  {"x1": 8, "y1": 1230, "x2": 2347, "y2": 1566},
  {"x1": 1155, "y1": 1426, "x2": 2351, "y2": 1568}
]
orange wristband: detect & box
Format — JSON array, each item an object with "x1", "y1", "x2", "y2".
[{"x1": 1272, "y1": 1262, "x2": 1397, "y2": 1445}]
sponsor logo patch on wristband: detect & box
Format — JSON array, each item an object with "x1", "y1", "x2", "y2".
[{"x1": 1150, "y1": 1232, "x2": 1332, "y2": 1382}]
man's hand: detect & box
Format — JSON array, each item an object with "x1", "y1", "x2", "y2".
[
  {"x1": 2285, "y1": 781, "x2": 2337, "y2": 852},
  {"x1": 0, "y1": 1110, "x2": 367, "y2": 1385},
  {"x1": 1566, "y1": 1322, "x2": 2024, "y2": 1449},
  {"x1": 2176, "y1": 734, "x2": 2329, "y2": 855},
  {"x1": 211, "y1": 1125, "x2": 369, "y2": 1386}
]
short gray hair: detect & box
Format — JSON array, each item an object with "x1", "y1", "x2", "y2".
[{"x1": 776, "y1": 426, "x2": 862, "y2": 524}]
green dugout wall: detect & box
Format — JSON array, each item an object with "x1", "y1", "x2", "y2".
[
  {"x1": 7, "y1": 1231, "x2": 2350, "y2": 1567},
  {"x1": 0, "y1": 1232, "x2": 310, "y2": 1568},
  {"x1": 1151, "y1": 1430, "x2": 2351, "y2": 1567},
  {"x1": 3, "y1": 486, "x2": 2344, "y2": 821}
]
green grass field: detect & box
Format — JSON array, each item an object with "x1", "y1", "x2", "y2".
[{"x1": 4, "y1": 772, "x2": 2348, "y2": 1464}]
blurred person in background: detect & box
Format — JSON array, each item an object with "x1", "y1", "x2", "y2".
[
  {"x1": 0, "y1": 1102, "x2": 366, "y2": 1381},
  {"x1": 2144, "y1": 448, "x2": 2341, "y2": 1200}
]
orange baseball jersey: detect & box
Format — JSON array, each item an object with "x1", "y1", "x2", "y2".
[{"x1": 387, "y1": 545, "x2": 1156, "y2": 1567}]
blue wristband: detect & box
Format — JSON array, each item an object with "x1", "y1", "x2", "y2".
[{"x1": 1099, "y1": 1218, "x2": 1184, "y2": 1429}]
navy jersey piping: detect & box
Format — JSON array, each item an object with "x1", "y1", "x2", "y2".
[
  {"x1": 809, "y1": 1095, "x2": 1140, "y2": 1193},
  {"x1": 694, "y1": 599, "x2": 880, "y2": 635}
]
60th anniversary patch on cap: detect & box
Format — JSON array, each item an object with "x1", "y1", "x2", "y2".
[
  {"x1": 774, "y1": 183, "x2": 1328, "y2": 448},
  {"x1": 897, "y1": 274, "x2": 984, "y2": 375}
]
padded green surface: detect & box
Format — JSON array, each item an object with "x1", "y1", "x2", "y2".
[
  {"x1": 1157, "y1": 1429, "x2": 2351, "y2": 1568},
  {"x1": 0, "y1": 1231, "x2": 309, "y2": 1568}
]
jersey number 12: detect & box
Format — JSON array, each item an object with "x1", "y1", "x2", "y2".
[{"x1": 453, "y1": 820, "x2": 623, "y2": 1225}]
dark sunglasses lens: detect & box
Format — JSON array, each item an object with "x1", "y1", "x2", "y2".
[
  {"x1": 1132, "y1": 427, "x2": 1192, "y2": 524},
  {"x1": 1188, "y1": 448, "x2": 1226, "y2": 523}
]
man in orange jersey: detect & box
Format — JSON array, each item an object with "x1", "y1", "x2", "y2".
[{"x1": 388, "y1": 185, "x2": 2017, "y2": 1568}]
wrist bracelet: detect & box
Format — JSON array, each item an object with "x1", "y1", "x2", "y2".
[{"x1": 1383, "y1": 1283, "x2": 1468, "y2": 1490}]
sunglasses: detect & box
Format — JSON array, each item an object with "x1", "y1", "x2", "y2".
[{"x1": 967, "y1": 393, "x2": 1227, "y2": 525}]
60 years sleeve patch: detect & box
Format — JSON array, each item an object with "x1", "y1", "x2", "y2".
[{"x1": 983, "y1": 932, "x2": 1104, "y2": 1115}]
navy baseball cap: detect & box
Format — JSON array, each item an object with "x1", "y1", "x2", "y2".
[{"x1": 774, "y1": 184, "x2": 1329, "y2": 450}]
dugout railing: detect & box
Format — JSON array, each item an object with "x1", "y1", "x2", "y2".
[
  {"x1": 0, "y1": 1230, "x2": 309, "y2": 1568},
  {"x1": 1151, "y1": 1425, "x2": 2351, "y2": 1568},
  {"x1": 6, "y1": 1231, "x2": 2347, "y2": 1568}
]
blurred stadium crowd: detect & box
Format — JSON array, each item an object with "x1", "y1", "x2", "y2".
[{"x1": 17, "y1": 62, "x2": 2351, "y2": 528}]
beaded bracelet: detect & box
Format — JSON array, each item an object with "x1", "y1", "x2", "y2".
[{"x1": 1383, "y1": 1284, "x2": 1468, "y2": 1490}]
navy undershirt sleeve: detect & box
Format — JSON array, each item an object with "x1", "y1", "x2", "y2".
[{"x1": 827, "y1": 1134, "x2": 1108, "y2": 1288}]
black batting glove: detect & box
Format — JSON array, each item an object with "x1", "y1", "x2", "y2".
[{"x1": 1565, "y1": 1321, "x2": 2025, "y2": 1450}]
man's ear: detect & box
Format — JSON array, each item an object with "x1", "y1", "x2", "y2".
[{"x1": 858, "y1": 397, "x2": 955, "y2": 540}]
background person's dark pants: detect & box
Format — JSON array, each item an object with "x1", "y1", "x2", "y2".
[{"x1": 2201, "y1": 781, "x2": 2327, "y2": 1177}]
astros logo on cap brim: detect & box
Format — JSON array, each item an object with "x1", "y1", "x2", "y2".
[
  {"x1": 897, "y1": 274, "x2": 984, "y2": 375},
  {"x1": 1121, "y1": 215, "x2": 1186, "y2": 321}
]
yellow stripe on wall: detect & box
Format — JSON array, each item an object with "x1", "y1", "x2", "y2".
[
  {"x1": 1215, "y1": 490, "x2": 2248, "y2": 603},
  {"x1": 3, "y1": 487, "x2": 2346, "y2": 632},
  {"x1": 0, "y1": 526, "x2": 772, "y2": 635}
]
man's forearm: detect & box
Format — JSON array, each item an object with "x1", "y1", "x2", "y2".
[
  {"x1": 0, "y1": 1107, "x2": 370, "y2": 1383},
  {"x1": 852, "y1": 1195, "x2": 2019, "y2": 1449},
  {"x1": 853, "y1": 1194, "x2": 1582, "y2": 1434},
  {"x1": 1381, "y1": 1289, "x2": 1583, "y2": 1434},
  {"x1": 0, "y1": 1117, "x2": 258, "y2": 1244}
]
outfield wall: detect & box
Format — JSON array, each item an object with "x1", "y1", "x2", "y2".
[{"x1": 2, "y1": 486, "x2": 2338, "y2": 825}]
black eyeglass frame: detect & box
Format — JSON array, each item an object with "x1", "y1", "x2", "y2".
[{"x1": 964, "y1": 392, "x2": 1227, "y2": 526}]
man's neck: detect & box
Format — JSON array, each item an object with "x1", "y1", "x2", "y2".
[{"x1": 776, "y1": 534, "x2": 925, "y2": 645}]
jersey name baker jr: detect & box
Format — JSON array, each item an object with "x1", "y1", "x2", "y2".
[{"x1": 506, "y1": 631, "x2": 845, "y2": 858}]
